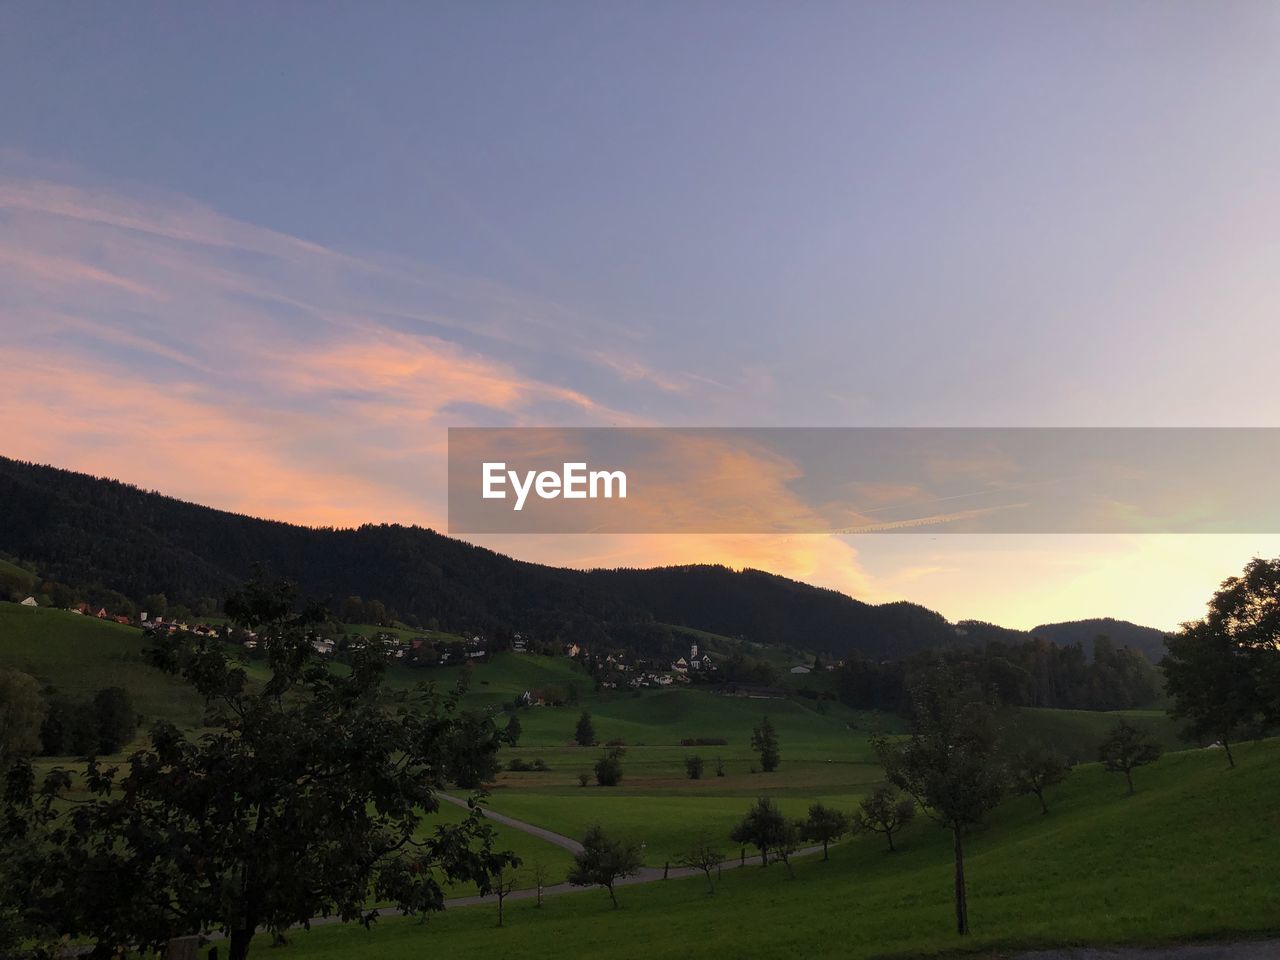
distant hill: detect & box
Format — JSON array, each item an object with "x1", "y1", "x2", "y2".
[
  {"x1": 1031, "y1": 618, "x2": 1171, "y2": 663},
  {"x1": 0, "y1": 455, "x2": 1162, "y2": 663}
]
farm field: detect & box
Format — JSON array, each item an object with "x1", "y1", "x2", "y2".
[{"x1": 252, "y1": 738, "x2": 1280, "y2": 960}]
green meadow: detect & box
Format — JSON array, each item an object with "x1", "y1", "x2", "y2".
[
  {"x1": 257, "y1": 739, "x2": 1280, "y2": 960},
  {"x1": 8, "y1": 600, "x2": 1265, "y2": 958}
]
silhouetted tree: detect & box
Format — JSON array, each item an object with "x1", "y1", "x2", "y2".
[
  {"x1": 594, "y1": 746, "x2": 625, "y2": 786},
  {"x1": 567, "y1": 825, "x2": 641, "y2": 908},
  {"x1": 802, "y1": 802, "x2": 850, "y2": 860},
  {"x1": 1008, "y1": 748, "x2": 1069, "y2": 814},
  {"x1": 678, "y1": 835, "x2": 724, "y2": 893},
  {"x1": 684, "y1": 755, "x2": 704, "y2": 780},
  {"x1": 1098, "y1": 719, "x2": 1162, "y2": 795},
  {"x1": 751, "y1": 716, "x2": 780, "y2": 772},
  {"x1": 873, "y1": 664, "x2": 1003, "y2": 936},
  {"x1": 575, "y1": 711, "x2": 596, "y2": 747},
  {"x1": 729, "y1": 797, "x2": 789, "y2": 868},
  {"x1": 1163, "y1": 558, "x2": 1280, "y2": 767},
  {"x1": 853, "y1": 784, "x2": 916, "y2": 852}
]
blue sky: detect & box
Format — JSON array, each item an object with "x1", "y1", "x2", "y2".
[{"x1": 3, "y1": 3, "x2": 1279, "y2": 628}]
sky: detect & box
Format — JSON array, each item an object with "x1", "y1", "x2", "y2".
[{"x1": 3, "y1": 2, "x2": 1280, "y2": 630}]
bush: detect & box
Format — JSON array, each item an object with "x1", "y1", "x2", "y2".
[
  {"x1": 684, "y1": 755, "x2": 704, "y2": 779},
  {"x1": 594, "y1": 746, "x2": 625, "y2": 787},
  {"x1": 532, "y1": 758, "x2": 549, "y2": 771},
  {"x1": 577, "y1": 771, "x2": 591, "y2": 787},
  {"x1": 680, "y1": 737, "x2": 728, "y2": 747},
  {"x1": 507, "y1": 758, "x2": 531, "y2": 772}
]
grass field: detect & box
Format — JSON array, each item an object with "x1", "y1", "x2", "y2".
[
  {"x1": 0, "y1": 602, "x2": 206, "y2": 728},
  {"x1": 247, "y1": 738, "x2": 1280, "y2": 960}
]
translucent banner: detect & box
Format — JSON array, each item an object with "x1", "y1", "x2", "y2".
[{"x1": 447, "y1": 427, "x2": 1280, "y2": 534}]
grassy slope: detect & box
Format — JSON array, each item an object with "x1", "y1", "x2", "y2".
[
  {"x1": 257, "y1": 739, "x2": 1280, "y2": 960},
  {"x1": 0, "y1": 602, "x2": 205, "y2": 728}
]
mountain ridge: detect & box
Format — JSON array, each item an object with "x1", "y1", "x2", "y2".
[{"x1": 0, "y1": 455, "x2": 1167, "y2": 662}]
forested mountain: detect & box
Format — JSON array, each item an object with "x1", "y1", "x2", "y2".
[
  {"x1": 1030, "y1": 618, "x2": 1170, "y2": 664},
  {"x1": 0, "y1": 456, "x2": 1162, "y2": 664}
]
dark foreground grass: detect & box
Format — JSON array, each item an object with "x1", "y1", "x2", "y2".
[{"x1": 255, "y1": 739, "x2": 1280, "y2": 960}]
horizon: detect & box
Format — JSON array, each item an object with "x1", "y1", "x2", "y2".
[{"x1": 5, "y1": 4, "x2": 1280, "y2": 630}]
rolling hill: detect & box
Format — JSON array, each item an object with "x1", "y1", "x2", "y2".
[{"x1": 0, "y1": 455, "x2": 1168, "y2": 663}]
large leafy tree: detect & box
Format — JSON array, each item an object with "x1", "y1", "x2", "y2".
[
  {"x1": 1163, "y1": 557, "x2": 1280, "y2": 766},
  {"x1": 872, "y1": 664, "x2": 1003, "y2": 936},
  {"x1": 2, "y1": 576, "x2": 516, "y2": 960}
]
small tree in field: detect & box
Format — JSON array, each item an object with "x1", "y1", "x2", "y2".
[
  {"x1": 872, "y1": 664, "x2": 1003, "y2": 936},
  {"x1": 729, "y1": 797, "x2": 789, "y2": 868},
  {"x1": 684, "y1": 754, "x2": 704, "y2": 779},
  {"x1": 567, "y1": 825, "x2": 641, "y2": 907},
  {"x1": 1099, "y1": 719, "x2": 1162, "y2": 795},
  {"x1": 751, "y1": 716, "x2": 780, "y2": 772},
  {"x1": 575, "y1": 711, "x2": 596, "y2": 747},
  {"x1": 528, "y1": 860, "x2": 550, "y2": 907},
  {"x1": 853, "y1": 784, "x2": 916, "y2": 852},
  {"x1": 677, "y1": 835, "x2": 724, "y2": 893},
  {"x1": 1009, "y1": 748, "x2": 1069, "y2": 814},
  {"x1": 802, "y1": 802, "x2": 850, "y2": 860},
  {"x1": 594, "y1": 745, "x2": 625, "y2": 786},
  {"x1": 493, "y1": 866, "x2": 518, "y2": 927},
  {"x1": 771, "y1": 818, "x2": 804, "y2": 878}
]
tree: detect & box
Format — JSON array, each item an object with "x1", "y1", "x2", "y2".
[
  {"x1": 853, "y1": 784, "x2": 916, "y2": 852},
  {"x1": 528, "y1": 860, "x2": 550, "y2": 907},
  {"x1": 1, "y1": 575, "x2": 518, "y2": 960},
  {"x1": 594, "y1": 746, "x2": 625, "y2": 786},
  {"x1": 90, "y1": 687, "x2": 137, "y2": 755},
  {"x1": 769, "y1": 818, "x2": 803, "y2": 878},
  {"x1": 445, "y1": 711, "x2": 503, "y2": 789},
  {"x1": 872, "y1": 664, "x2": 1003, "y2": 936},
  {"x1": 1162, "y1": 558, "x2": 1280, "y2": 766},
  {"x1": 684, "y1": 754, "x2": 704, "y2": 780},
  {"x1": 677, "y1": 835, "x2": 724, "y2": 893},
  {"x1": 567, "y1": 825, "x2": 641, "y2": 907},
  {"x1": 493, "y1": 866, "x2": 518, "y2": 928},
  {"x1": 1008, "y1": 748, "x2": 1069, "y2": 814},
  {"x1": 729, "y1": 797, "x2": 791, "y2": 868},
  {"x1": 0, "y1": 669, "x2": 45, "y2": 768},
  {"x1": 575, "y1": 711, "x2": 596, "y2": 747},
  {"x1": 503, "y1": 713, "x2": 523, "y2": 747},
  {"x1": 751, "y1": 715, "x2": 780, "y2": 772},
  {"x1": 1098, "y1": 719, "x2": 1162, "y2": 795},
  {"x1": 802, "y1": 802, "x2": 850, "y2": 860},
  {"x1": 141, "y1": 593, "x2": 168, "y2": 619}
]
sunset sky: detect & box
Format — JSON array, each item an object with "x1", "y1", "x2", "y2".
[{"x1": 3, "y1": 3, "x2": 1280, "y2": 630}]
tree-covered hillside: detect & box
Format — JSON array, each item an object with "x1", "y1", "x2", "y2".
[{"x1": 0, "y1": 456, "x2": 1161, "y2": 664}]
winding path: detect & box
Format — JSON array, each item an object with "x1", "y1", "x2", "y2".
[{"x1": 436, "y1": 792, "x2": 829, "y2": 909}]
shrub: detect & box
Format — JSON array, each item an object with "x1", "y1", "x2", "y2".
[
  {"x1": 684, "y1": 755, "x2": 704, "y2": 779},
  {"x1": 679, "y1": 737, "x2": 728, "y2": 747}
]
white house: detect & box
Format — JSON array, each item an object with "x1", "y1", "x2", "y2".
[
  {"x1": 20, "y1": 596, "x2": 37, "y2": 607},
  {"x1": 789, "y1": 664, "x2": 812, "y2": 675}
]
